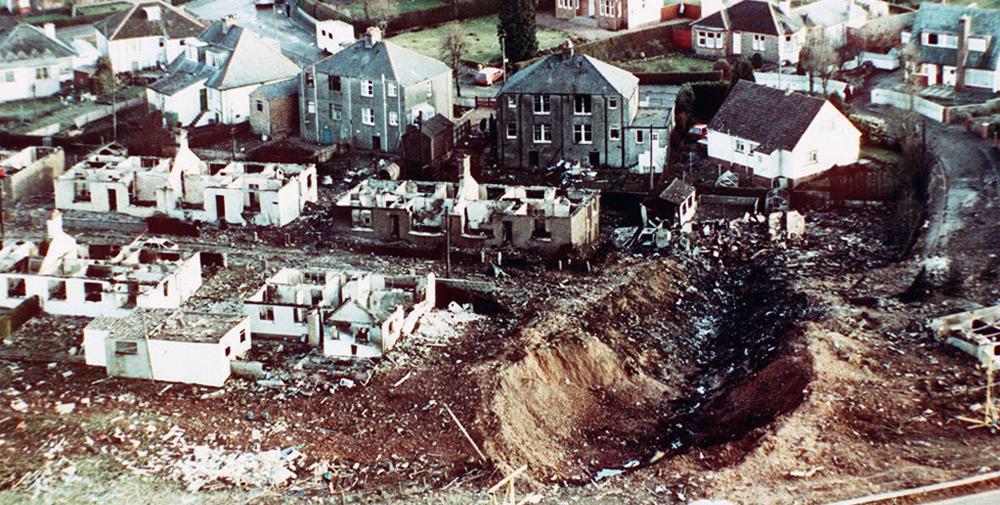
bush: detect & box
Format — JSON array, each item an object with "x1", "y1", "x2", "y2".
[
  {"x1": 750, "y1": 52, "x2": 763, "y2": 69},
  {"x1": 690, "y1": 80, "x2": 731, "y2": 120}
]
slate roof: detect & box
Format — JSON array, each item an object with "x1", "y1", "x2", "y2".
[
  {"x1": 693, "y1": 0, "x2": 803, "y2": 36},
  {"x1": 312, "y1": 38, "x2": 451, "y2": 86},
  {"x1": 251, "y1": 76, "x2": 299, "y2": 100},
  {"x1": 95, "y1": 0, "x2": 205, "y2": 41},
  {"x1": 911, "y1": 3, "x2": 1000, "y2": 71},
  {"x1": 659, "y1": 179, "x2": 695, "y2": 205},
  {"x1": 499, "y1": 51, "x2": 639, "y2": 97},
  {"x1": 149, "y1": 22, "x2": 299, "y2": 94},
  {"x1": 410, "y1": 113, "x2": 453, "y2": 138},
  {"x1": 0, "y1": 23, "x2": 76, "y2": 64},
  {"x1": 794, "y1": 0, "x2": 866, "y2": 29},
  {"x1": 708, "y1": 80, "x2": 826, "y2": 153}
]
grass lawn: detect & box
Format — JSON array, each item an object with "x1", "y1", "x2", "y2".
[
  {"x1": 616, "y1": 54, "x2": 714, "y2": 73},
  {"x1": 20, "y1": 12, "x2": 70, "y2": 23},
  {"x1": 387, "y1": 15, "x2": 569, "y2": 64},
  {"x1": 0, "y1": 87, "x2": 144, "y2": 134},
  {"x1": 340, "y1": 0, "x2": 444, "y2": 17},
  {"x1": 861, "y1": 145, "x2": 901, "y2": 165},
  {"x1": 77, "y1": 2, "x2": 132, "y2": 16}
]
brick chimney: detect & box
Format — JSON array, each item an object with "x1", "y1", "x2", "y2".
[
  {"x1": 561, "y1": 39, "x2": 574, "y2": 60},
  {"x1": 365, "y1": 27, "x2": 382, "y2": 48},
  {"x1": 956, "y1": 15, "x2": 972, "y2": 91}
]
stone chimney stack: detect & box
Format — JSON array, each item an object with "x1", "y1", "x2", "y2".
[
  {"x1": 365, "y1": 27, "x2": 382, "y2": 48},
  {"x1": 561, "y1": 39, "x2": 574, "y2": 60},
  {"x1": 956, "y1": 15, "x2": 972, "y2": 91}
]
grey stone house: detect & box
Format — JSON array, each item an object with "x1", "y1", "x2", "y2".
[
  {"x1": 299, "y1": 27, "x2": 453, "y2": 153},
  {"x1": 495, "y1": 42, "x2": 672, "y2": 172},
  {"x1": 691, "y1": 0, "x2": 805, "y2": 65}
]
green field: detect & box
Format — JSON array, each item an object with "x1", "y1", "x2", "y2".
[
  {"x1": 0, "y1": 87, "x2": 144, "y2": 134},
  {"x1": 387, "y1": 15, "x2": 569, "y2": 64},
  {"x1": 340, "y1": 0, "x2": 444, "y2": 16},
  {"x1": 77, "y1": 2, "x2": 132, "y2": 16},
  {"x1": 616, "y1": 54, "x2": 714, "y2": 73}
]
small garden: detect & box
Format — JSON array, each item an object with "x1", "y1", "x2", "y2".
[
  {"x1": 615, "y1": 53, "x2": 714, "y2": 73},
  {"x1": 387, "y1": 15, "x2": 569, "y2": 64}
]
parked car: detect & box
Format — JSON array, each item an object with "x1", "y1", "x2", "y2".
[
  {"x1": 687, "y1": 123, "x2": 708, "y2": 140},
  {"x1": 474, "y1": 67, "x2": 504, "y2": 86}
]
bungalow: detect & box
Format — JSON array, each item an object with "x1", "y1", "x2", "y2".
[
  {"x1": 147, "y1": 20, "x2": 301, "y2": 127},
  {"x1": 554, "y1": 0, "x2": 662, "y2": 31},
  {"x1": 793, "y1": 0, "x2": 872, "y2": 48},
  {"x1": 902, "y1": 3, "x2": 1000, "y2": 92},
  {"x1": 244, "y1": 268, "x2": 435, "y2": 359},
  {"x1": 707, "y1": 81, "x2": 860, "y2": 185},
  {"x1": 0, "y1": 23, "x2": 76, "y2": 102},
  {"x1": 691, "y1": 0, "x2": 806, "y2": 65},
  {"x1": 84, "y1": 309, "x2": 251, "y2": 387},
  {"x1": 93, "y1": 0, "x2": 205, "y2": 74}
]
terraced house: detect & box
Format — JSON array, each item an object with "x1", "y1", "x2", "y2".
[
  {"x1": 495, "y1": 41, "x2": 672, "y2": 172},
  {"x1": 902, "y1": 3, "x2": 1000, "y2": 92},
  {"x1": 299, "y1": 27, "x2": 453, "y2": 153},
  {"x1": 691, "y1": 0, "x2": 806, "y2": 64}
]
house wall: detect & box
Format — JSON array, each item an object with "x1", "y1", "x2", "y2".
[
  {"x1": 54, "y1": 176, "x2": 160, "y2": 218},
  {"x1": 692, "y1": 27, "x2": 803, "y2": 64},
  {"x1": 211, "y1": 83, "x2": 261, "y2": 125},
  {"x1": 108, "y1": 36, "x2": 163, "y2": 73},
  {"x1": 0, "y1": 56, "x2": 74, "y2": 102},
  {"x1": 316, "y1": 21, "x2": 354, "y2": 53},
  {"x1": 301, "y1": 65, "x2": 452, "y2": 153},
  {"x1": 1, "y1": 147, "x2": 65, "y2": 203},
  {"x1": 146, "y1": 79, "x2": 206, "y2": 126},
  {"x1": 250, "y1": 93, "x2": 299, "y2": 138}
]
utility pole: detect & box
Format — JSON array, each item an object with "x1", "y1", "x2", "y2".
[
  {"x1": 111, "y1": 74, "x2": 118, "y2": 141},
  {"x1": 648, "y1": 125, "x2": 654, "y2": 190},
  {"x1": 500, "y1": 33, "x2": 508, "y2": 86},
  {"x1": 445, "y1": 217, "x2": 452, "y2": 278}
]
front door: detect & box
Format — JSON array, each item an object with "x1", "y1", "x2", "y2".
[
  {"x1": 390, "y1": 215, "x2": 400, "y2": 238},
  {"x1": 107, "y1": 188, "x2": 118, "y2": 211},
  {"x1": 503, "y1": 221, "x2": 513, "y2": 243},
  {"x1": 215, "y1": 195, "x2": 226, "y2": 222},
  {"x1": 528, "y1": 150, "x2": 539, "y2": 167},
  {"x1": 732, "y1": 32, "x2": 742, "y2": 54},
  {"x1": 372, "y1": 135, "x2": 382, "y2": 151},
  {"x1": 322, "y1": 127, "x2": 332, "y2": 144},
  {"x1": 588, "y1": 151, "x2": 600, "y2": 166}
]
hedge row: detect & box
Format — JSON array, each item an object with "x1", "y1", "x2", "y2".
[{"x1": 300, "y1": 0, "x2": 555, "y2": 35}]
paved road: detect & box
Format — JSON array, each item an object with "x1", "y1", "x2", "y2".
[
  {"x1": 926, "y1": 489, "x2": 1000, "y2": 505},
  {"x1": 184, "y1": 0, "x2": 326, "y2": 68}
]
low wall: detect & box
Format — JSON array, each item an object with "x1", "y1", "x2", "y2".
[
  {"x1": 870, "y1": 88, "x2": 946, "y2": 122},
  {"x1": 637, "y1": 71, "x2": 722, "y2": 85},
  {"x1": 753, "y1": 72, "x2": 849, "y2": 97}
]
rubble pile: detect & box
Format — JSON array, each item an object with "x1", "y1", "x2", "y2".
[{"x1": 174, "y1": 446, "x2": 305, "y2": 491}]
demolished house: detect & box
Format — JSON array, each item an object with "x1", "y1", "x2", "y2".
[
  {"x1": 245, "y1": 268, "x2": 435, "y2": 359},
  {"x1": 84, "y1": 309, "x2": 251, "y2": 387},
  {"x1": 54, "y1": 134, "x2": 318, "y2": 227},
  {"x1": 0, "y1": 211, "x2": 202, "y2": 318},
  {"x1": 0, "y1": 146, "x2": 65, "y2": 203},
  {"x1": 930, "y1": 305, "x2": 1000, "y2": 367},
  {"x1": 332, "y1": 158, "x2": 601, "y2": 255}
]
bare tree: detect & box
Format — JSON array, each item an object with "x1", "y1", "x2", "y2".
[
  {"x1": 364, "y1": 0, "x2": 398, "y2": 33},
  {"x1": 799, "y1": 30, "x2": 838, "y2": 95},
  {"x1": 440, "y1": 27, "x2": 469, "y2": 97}
]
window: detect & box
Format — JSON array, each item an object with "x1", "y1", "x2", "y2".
[
  {"x1": 635, "y1": 130, "x2": 645, "y2": 144},
  {"x1": 115, "y1": 341, "x2": 138, "y2": 355},
  {"x1": 600, "y1": 0, "x2": 616, "y2": 16},
  {"x1": 294, "y1": 309, "x2": 306, "y2": 323},
  {"x1": 926, "y1": 33, "x2": 939, "y2": 46},
  {"x1": 506, "y1": 123, "x2": 517, "y2": 139},
  {"x1": 259, "y1": 306, "x2": 274, "y2": 321},
  {"x1": 352, "y1": 209, "x2": 373, "y2": 229},
  {"x1": 224, "y1": 346, "x2": 231, "y2": 357},
  {"x1": 256, "y1": 100, "x2": 263, "y2": 112},
  {"x1": 808, "y1": 150, "x2": 818, "y2": 164},
  {"x1": 651, "y1": 132, "x2": 660, "y2": 143},
  {"x1": 735, "y1": 140, "x2": 746, "y2": 153},
  {"x1": 6, "y1": 278, "x2": 25, "y2": 298},
  {"x1": 307, "y1": 100, "x2": 315, "y2": 114},
  {"x1": 609, "y1": 126, "x2": 621, "y2": 140},
  {"x1": 4, "y1": 71, "x2": 13, "y2": 82},
  {"x1": 387, "y1": 82, "x2": 397, "y2": 97},
  {"x1": 328, "y1": 75, "x2": 341, "y2": 92},
  {"x1": 752, "y1": 34, "x2": 766, "y2": 51},
  {"x1": 239, "y1": 329, "x2": 247, "y2": 343},
  {"x1": 532, "y1": 124, "x2": 552, "y2": 143},
  {"x1": 573, "y1": 124, "x2": 593, "y2": 144},
  {"x1": 48, "y1": 280, "x2": 66, "y2": 301},
  {"x1": 362, "y1": 80, "x2": 374, "y2": 97},
  {"x1": 305, "y1": 73, "x2": 314, "y2": 87},
  {"x1": 389, "y1": 111, "x2": 398, "y2": 126},
  {"x1": 533, "y1": 95, "x2": 550, "y2": 114},
  {"x1": 698, "y1": 31, "x2": 723, "y2": 49},
  {"x1": 330, "y1": 103, "x2": 342, "y2": 120},
  {"x1": 362, "y1": 108, "x2": 374, "y2": 125},
  {"x1": 574, "y1": 95, "x2": 592, "y2": 115},
  {"x1": 608, "y1": 96, "x2": 618, "y2": 109},
  {"x1": 532, "y1": 218, "x2": 552, "y2": 239},
  {"x1": 84, "y1": 282, "x2": 102, "y2": 302},
  {"x1": 507, "y1": 96, "x2": 516, "y2": 108},
  {"x1": 35, "y1": 67, "x2": 49, "y2": 80}
]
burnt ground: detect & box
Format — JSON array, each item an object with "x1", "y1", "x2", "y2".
[{"x1": 0, "y1": 156, "x2": 998, "y2": 504}]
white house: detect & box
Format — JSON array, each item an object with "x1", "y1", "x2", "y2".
[
  {"x1": 93, "y1": 0, "x2": 205, "y2": 73},
  {"x1": 147, "y1": 20, "x2": 301, "y2": 127},
  {"x1": 792, "y1": 0, "x2": 871, "y2": 48},
  {"x1": 54, "y1": 135, "x2": 318, "y2": 227},
  {"x1": 84, "y1": 310, "x2": 251, "y2": 387},
  {"x1": 0, "y1": 23, "x2": 76, "y2": 102},
  {"x1": 902, "y1": 3, "x2": 1000, "y2": 92},
  {"x1": 707, "y1": 81, "x2": 860, "y2": 184},
  {"x1": 315, "y1": 19, "x2": 354, "y2": 54},
  {"x1": 0, "y1": 211, "x2": 203, "y2": 318},
  {"x1": 244, "y1": 268, "x2": 435, "y2": 359}
]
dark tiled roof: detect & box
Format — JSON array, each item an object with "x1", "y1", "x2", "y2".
[
  {"x1": 659, "y1": 179, "x2": 695, "y2": 205},
  {"x1": 912, "y1": 3, "x2": 1000, "y2": 71},
  {"x1": 694, "y1": 0, "x2": 802, "y2": 36},
  {"x1": 313, "y1": 38, "x2": 450, "y2": 86},
  {"x1": 416, "y1": 113, "x2": 453, "y2": 137},
  {"x1": 252, "y1": 76, "x2": 299, "y2": 100},
  {"x1": 0, "y1": 23, "x2": 76, "y2": 63},
  {"x1": 95, "y1": 0, "x2": 205, "y2": 41},
  {"x1": 708, "y1": 80, "x2": 826, "y2": 153},
  {"x1": 147, "y1": 57, "x2": 214, "y2": 95},
  {"x1": 499, "y1": 51, "x2": 639, "y2": 96}
]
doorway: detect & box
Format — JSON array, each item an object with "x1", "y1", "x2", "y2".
[
  {"x1": 528, "y1": 150, "x2": 539, "y2": 167},
  {"x1": 199, "y1": 88, "x2": 208, "y2": 112},
  {"x1": 372, "y1": 135, "x2": 382, "y2": 151},
  {"x1": 107, "y1": 188, "x2": 118, "y2": 212},
  {"x1": 588, "y1": 151, "x2": 600, "y2": 166},
  {"x1": 503, "y1": 221, "x2": 513, "y2": 243},
  {"x1": 732, "y1": 32, "x2": 742, "y2": 54},
  {"x1": 215, "y1": 195, "x2": 226, "y2": 222},
  {"x1": 390, "y1": 215, "x2": 400, "y2": 238}
]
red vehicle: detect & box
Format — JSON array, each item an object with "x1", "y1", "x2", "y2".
[
  {"x1": 474, "y1": 67, "x2": 504, "y2": 86},
  {"x1": 687, "y1": 123, "x2": 709, "y2": 140}
]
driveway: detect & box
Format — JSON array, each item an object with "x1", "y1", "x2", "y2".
[{"x1": 184, "y1": 0, "x2": 326, "y2": 68}]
